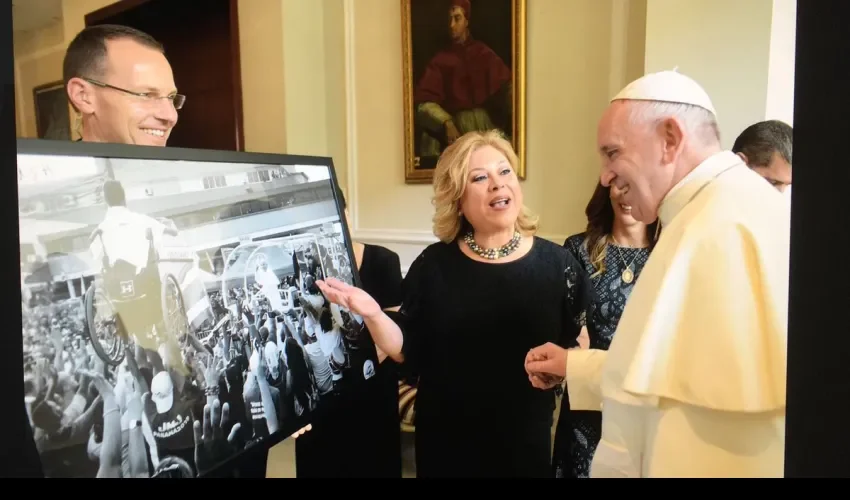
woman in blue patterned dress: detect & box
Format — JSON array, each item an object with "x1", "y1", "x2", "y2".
[{"x1": 552, "y1": 182, "x2": 658, "y2": 478}]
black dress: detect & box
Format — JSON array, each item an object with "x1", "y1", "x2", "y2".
[
  {"x1": 294, "y1": 244, "x2": 404, "y2": 477},
  {"x1": 551, "y1": 233, "x2": 651, "y2": 478},
  {"x1": 393, "y1": 237, "x2": 590, "y2": 478}
]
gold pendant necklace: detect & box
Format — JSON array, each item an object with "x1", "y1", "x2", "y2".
[
  {"x1": 611, "y1": 238, "x2": 639, "y2": 284},
  {"x1": 622, "y1": 266, "x2": 635, "y2": 284}
]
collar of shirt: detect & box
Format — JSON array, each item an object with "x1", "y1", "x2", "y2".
[
  {"x1": 657, "y1": 150, "x2": 742, "y2": 228},
  {"x1": 103, "y1": 205, "x2": 133, "y2": 220}
]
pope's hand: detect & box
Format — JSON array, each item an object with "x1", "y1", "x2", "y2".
[
  {"x1": 525, "y1": 342, "x2": 567, "y2": 388},
  {"x1": 315, "y1": 278, "x2": 382, "y2": 320}
]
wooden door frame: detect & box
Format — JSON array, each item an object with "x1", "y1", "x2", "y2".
[{"x1": 84, "y1": 0, "x2": 153, "y2": 23}]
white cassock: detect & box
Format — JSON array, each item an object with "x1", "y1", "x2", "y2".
[
  {"x1": 255, "y1": 267, "x2": 286, "y2": 313},
  {"x1": 567, "y1": 151, "x2": 789, "y2": 478}
]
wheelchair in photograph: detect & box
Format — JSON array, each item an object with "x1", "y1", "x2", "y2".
[{"x1": 82, "y1": 224, "x2": 193, "y2": 367}]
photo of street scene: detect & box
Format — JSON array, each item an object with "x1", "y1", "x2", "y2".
[{"x1": 18, "y1": 149, "x2": 374, "y2": 478}]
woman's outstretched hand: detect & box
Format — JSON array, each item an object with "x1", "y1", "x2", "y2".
[
  {"x1": 291, "y1": 424, "x2": 312, "y2": 439},
  {"x1": 315, "y1": 278, "x2": 382, "y2": 320}
]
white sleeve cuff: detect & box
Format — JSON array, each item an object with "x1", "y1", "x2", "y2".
[{"x1": 566, "y1": 349, "x2": 606, "y2": 411}]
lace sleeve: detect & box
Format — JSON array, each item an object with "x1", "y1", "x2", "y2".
[
  {"x1": 563, "y1": 234, "x2": 590, "y2": 331},
  {"x1": 561, "y1": 256, "x2": 592, "y2": 348}
]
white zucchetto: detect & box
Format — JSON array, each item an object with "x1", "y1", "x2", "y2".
[{"x1": 611, "y1": 69, "x2": 717, "y2": 118}]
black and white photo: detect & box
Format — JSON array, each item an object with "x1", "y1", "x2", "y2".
[{"x1": 17, "y1": 140, "x2": 374, "y2": 478}]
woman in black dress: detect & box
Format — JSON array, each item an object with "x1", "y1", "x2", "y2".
[
  {"x1": 294, "y1": 190, "x2": 405, "y2": 478},
  {"x1": 551, "y1": 182, "x2": 657, "y2": 478},
  {"x1": 317, "y1": 130, "x2": 591, "y2": 478}
]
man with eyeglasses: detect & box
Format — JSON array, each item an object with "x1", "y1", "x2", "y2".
[
  {"x1": 59, "y1": 24, "x2": 309, "y2": 479},
  {"x1": 63, "y1": 24, "x2": 185, "y2": 146}
]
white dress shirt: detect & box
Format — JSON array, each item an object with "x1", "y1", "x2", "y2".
[{"x1": 89, "y1": 206, "x2": 169, "y2": 273}]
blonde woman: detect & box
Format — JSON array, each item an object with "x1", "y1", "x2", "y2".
[{"x1": 317, "y1": 130, "x2": 591, "y2": 478}]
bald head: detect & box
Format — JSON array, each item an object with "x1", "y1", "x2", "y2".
[{"x1": 63, "y1": 24, "x2": 164, "y2": 89}]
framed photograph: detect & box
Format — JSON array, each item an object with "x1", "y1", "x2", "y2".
[
  {"x1": 17, "y1": 138, "x2": 377, "y2": 478},
  {"x1": 401, "y1": 0, "x2": 527, "y2": 184},
  {"x1": 32, "y1": 81, "x2": 72, "y2": 140}
]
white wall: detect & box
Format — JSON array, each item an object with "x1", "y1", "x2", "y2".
[
  {"x1": 348, "y1": 0, "x2": 640, "y2": 272},
  {"x1": 765, "y1": 0, "x2": 797, "y2": 125},
  {"x1": 644, "y1": 0, "x2": 776, "y2": 149}
]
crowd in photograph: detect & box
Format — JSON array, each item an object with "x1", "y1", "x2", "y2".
[{"x1": 21, "y1": 229, "x2": 369, "y2": 478}]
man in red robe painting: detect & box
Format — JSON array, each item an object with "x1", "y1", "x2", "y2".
[{"x1": 413, "y1": 0, "x2": 513, "y2": 159}]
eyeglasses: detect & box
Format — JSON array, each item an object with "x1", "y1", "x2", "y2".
[{"x1": 82, "y1": 77, "x2": 186, "y2": 110}]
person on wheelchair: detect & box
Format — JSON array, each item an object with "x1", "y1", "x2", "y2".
[{"x1": 89, "y1": 180, "x2": 180, "y2": 365}]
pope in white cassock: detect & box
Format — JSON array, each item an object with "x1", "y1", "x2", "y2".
[
  {"x1": 254, "y1": 258, "x2": 286, "y2": 313},
  {"x1": 525, "y1": 71, "x2": 789, "y2": 478}
]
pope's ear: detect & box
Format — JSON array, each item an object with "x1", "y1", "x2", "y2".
[
  {"x1": 66, "y1": 78, "x2": 95, "y2": 115},
  {"x1": 658, "y1": 116, "x2": 685, "y2": 163}
]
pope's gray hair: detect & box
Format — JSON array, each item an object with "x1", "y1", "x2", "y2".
[{"x1": 625, "y1": 100, "x2": 721, "y2": 147}]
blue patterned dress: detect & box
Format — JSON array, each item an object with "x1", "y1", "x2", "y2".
[{"x1": 552, "y1": 232, "x2": 651, "y2": 478}]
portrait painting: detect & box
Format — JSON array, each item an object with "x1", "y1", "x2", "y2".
[
  {"x1": 33, "y1": 81, "x2": 72, "y2": 141},
  {"x1": 401, "y1": 0, "x2": 526, "y2": 184}
]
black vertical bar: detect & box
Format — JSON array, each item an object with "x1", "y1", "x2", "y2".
[
  {"x1": 1, "y1": 1, "x2": 44, "y2": 479},
  {"x1": 784, "y1": 0, "x2": 850, "y2": 478}
]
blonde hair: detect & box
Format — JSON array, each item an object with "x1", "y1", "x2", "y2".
[
  {"x1": 431, "y1": 129, "x2": 539, "y2": 243},
  {"x1": 587, "y1": 237, "x2": 609, "y2": 279}
]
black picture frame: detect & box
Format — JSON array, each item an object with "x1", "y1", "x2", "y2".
[{"x1": 16, "y1": 137, "x2": 376, "y2": 478}]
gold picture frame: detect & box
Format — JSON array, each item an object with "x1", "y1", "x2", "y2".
[
  {"x1": 401, "y1": 0, "x2": 527, "y2": 184},
  {"x1": 33, "y1": 81, "x2": 72, "y2": 141}
]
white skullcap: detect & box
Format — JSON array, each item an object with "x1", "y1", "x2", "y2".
[{"x1": 611, "y1": 69, "x2": 717, "y2": 117}]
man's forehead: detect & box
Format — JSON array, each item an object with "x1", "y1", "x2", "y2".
[
  {"x1": 103, "y1": 38, "x2": 175, "y2": 89},
  {"x1": 104, "y1": 38, "x2": 160, "y2": 66},
  {"x1": 753, "y1": 154, "x2": 792, "y2": 183},
  {"x1": 597, "y1": 103, "x2": 630, "y2": 144}
]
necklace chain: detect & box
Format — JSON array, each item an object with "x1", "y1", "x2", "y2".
[
  {"x1": 610, "y1": 237, "x2": 640, "y2": 284},
  {"x1": 463, "y1": 231, "x2": 522, "y2": 260}
]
